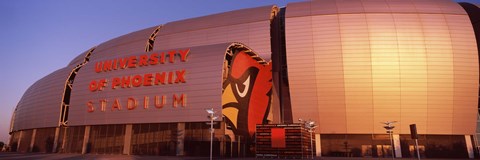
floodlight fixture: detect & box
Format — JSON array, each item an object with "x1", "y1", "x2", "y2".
[
  {"x1": 205, "y1": 108, "x2": 218, "y2": 160},
  {"x1": 381, "y1": 121, "x2": 397, "y2": 159},
  {"x1": 299, "y1": 118, "x2": 316, "y2": 159},
  {"x1": 206, "y1": 108, "x2": 215, "y2": 114}
]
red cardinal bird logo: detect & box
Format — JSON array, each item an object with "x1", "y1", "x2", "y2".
[{"x1": 222, "y1": 50, "x2": 272, "y2": 139}]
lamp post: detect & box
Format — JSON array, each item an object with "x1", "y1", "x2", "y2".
[
  {"x1": 382, "y1": 121, "x2": 397, "y2": 160},
  {"x1": 299, "y1": 119, "x2": 317, "y2": 159},
  {"x1": 206, "y1": 108, "x2": 218, "y2": 160}
]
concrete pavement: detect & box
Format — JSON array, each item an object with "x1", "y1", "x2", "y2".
[{"x1": 0, "y1": 152, "x2": 472, "y2": 160}]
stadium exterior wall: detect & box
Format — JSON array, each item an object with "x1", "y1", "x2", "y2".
[{"x1": 8, "y1": 0, "x2": 480, "y2": 158}]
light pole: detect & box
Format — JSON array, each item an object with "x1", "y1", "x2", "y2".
[
  {"x1": 382, "y1": 121, "x2": 397, "y2": 160},
  {"x1": 299, "y1": 119, "x2": 317, "y2": 159},
  {"x1": 206, "y1": 108, "x2": 218, "y2": 160}
]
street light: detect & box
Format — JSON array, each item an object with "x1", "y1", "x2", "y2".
[
  {"x1": 299, "y1": 119, "x2": 317, "y2": 159},
  {"x1": 382, "y1": 121, "x2": 397, "y2": 160},
  {"x1": 206, "y1": 108, "x2": 218, "y2": 160}
]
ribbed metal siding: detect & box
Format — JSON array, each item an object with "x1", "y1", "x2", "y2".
[
  {"x1": 13, "y1": 67, "x2": 72, "y2": 131},
  {"x1": 286, "y1": 0, "x2": 478, "y2": 134},
  {"x1": 68, "y1": 43, "x2": 228, "y2": 126},
  {"x1": 155, "y1": 5, "x2": 276, "y2": 61},
  {"x1": 68, "y1": 51, "x2": 87, "y2": 66},
  {"x1": 89, "y1": 26, "x2": 158, "y2": 62}
]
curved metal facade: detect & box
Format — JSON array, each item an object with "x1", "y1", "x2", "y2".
[
  {"x1": 11, "y1": 5, "x2": 278, "y2": 132},
  {"x1": 154, "y1": 5, "x2": 277, "y2": 61},
  {"x1": 68, "y1": 43, "x2": 227, "y2": 126},
  {"x1": 9, "y1": 0, "x2": 480, "y2": 158},
  {"x1": 285, "y1": 0, "x2": 479, "y2": 135},
  {"x1": 89, "y1": 26, "x2": 159, "y2": 61},
  {"x1": 13, "y1": 67, "x2": 71, "y2": 131}
]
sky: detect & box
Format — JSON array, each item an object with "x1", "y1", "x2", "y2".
[{"x1": 0, "y1": 0, "x2": 479, "y2": 144}]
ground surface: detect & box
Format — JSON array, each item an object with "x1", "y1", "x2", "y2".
[{"x1": 0, "y1": 152, "x2": 473, "y2": 160}]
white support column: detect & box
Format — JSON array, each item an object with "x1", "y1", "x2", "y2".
[
  {"x1": 393, "y1": 134, "x2": 402, "y2": 158},
  {"x1": 315, "y1": 133, "x2": 321, "y2": 157},
  {"x1": 474, "y1": 134, "x2": 480, "y2": 157},
  {"x1": 29, "y1": 129, "x2": 37, "y2": 152},
  {"x1": 61, "y1": 127, "x2": 67, "y2": 152},
  {"x1": 465, "y1": 135, "x2": 474, "y2": 159},
  {"x1": 123, "y1": 124, "x2": 132, "y2": 155},
  {"x1": 81, "y1": 126, "x2": 90, "y2": 154},
  {"x1": 220, "y1": 135, "x2": 225, "y2": 157},
  {"x1": 176, "y1": 123, "x2": 185, "y2": 156},
  {"x1": 17, "y1": 131, "x2": 23, "y2": 152},
  {"x1": 52, "y1": 127, "x2": 60, "y2": 153}
]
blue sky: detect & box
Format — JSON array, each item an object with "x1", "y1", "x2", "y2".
[{"x1": 0, "y1": 0, "x2": 478, "y2": 144}]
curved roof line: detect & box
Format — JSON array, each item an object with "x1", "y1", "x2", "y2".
[
  {"x1": 270, "y1": 5, "x2": 279, "y2": 22},
  {"x1": 159, "y1": 5, "x2": 276, "y2": 36},
  {"x1": 226, "y1": 42, "x2": 269, "y2": 65},
  {"x1": 145, "y1": 25, "x2": 163, "y2": 52}
]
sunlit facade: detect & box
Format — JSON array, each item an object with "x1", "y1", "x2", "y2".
[
  {"x1": 285, "y1": 0, "x2": 479, "y2": 158},
  {"x1": 8, "y1": 0, "x2": 480, "y2": 158}
]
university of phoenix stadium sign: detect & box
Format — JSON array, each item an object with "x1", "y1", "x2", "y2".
[{"x1": 86, "y1": 49, "x2": 190, "y2": 113}]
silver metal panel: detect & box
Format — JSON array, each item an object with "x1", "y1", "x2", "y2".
[
  {"x1": 156, "y1": 22, "x2": 272, "y2": 61},
  {"x1": 68, "y1": 50, "x2": 87, "y2": 66},
  {"x1": 155, "y1": 5, "x2": 275, "y2": 61},
  {"x1": 90, "y1": 26, "x2": 158, "y2": 61},
  {"x1": 335, "y1": 0, "x2": 365, "y2": 14},
  {"x1": 288, "y1": 0, "x2": 467, "y2": 18},
  {"x1": 385, "y1": 0, "x2": 418, "y2": 13},
  {"x1": 361, "y1": 0, "x2": 391, "y2": 13},
  {"x1": 68, "y1": 43, "x2": 231, "y2": 126},
  {"x1": 158, "y1": 5, "x2": 273, "y2": 35},
  {"x1": 13, "y1": 67, "x2": 72, "y2": 131},
  {"x1": 286, "y1": 0, "x2": 478, "y2": 135},
  {"x1": 285, "y1": 1, "x2": 312, "y2": 18}
]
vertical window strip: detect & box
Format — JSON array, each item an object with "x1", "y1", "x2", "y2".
[{"x1": 145, "y1": 26, "x2": 162, "y2": 52}]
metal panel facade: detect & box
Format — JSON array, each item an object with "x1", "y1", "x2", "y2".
[
  {"x1": 90, "y1": 26, "x2": 158, "y2": 61},
  {"x1": 286, "y1": 0, "x2": 479, "y2": 135},
  {"x1": 155, "y1": 5, "x2": 276, "y2": 61},
  {"x1": 13, "y1": 67, "x2": 72, "y2": 131},
  {"x1": 68, "y1": 44, "x2": 227, "y2": 126},
  {"x1": 68, "y1": 51, "x2": 87, "y2": 66}
]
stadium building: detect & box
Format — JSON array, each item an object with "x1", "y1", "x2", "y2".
[{"x1": 8, "y1": 0, "x2": 480, "y2": 158}]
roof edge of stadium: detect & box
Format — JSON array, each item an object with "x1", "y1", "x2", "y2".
[
  {"x1": 226, "y1": 42, "x2": 269, "y2": 65},
  {"x1": 159, "y1": 5, "x2": 278, "y2": 36}
]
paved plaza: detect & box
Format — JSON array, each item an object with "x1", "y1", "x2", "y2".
[{"x1": 0, "y1": 152, "x2": 472, "y2": 160}]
